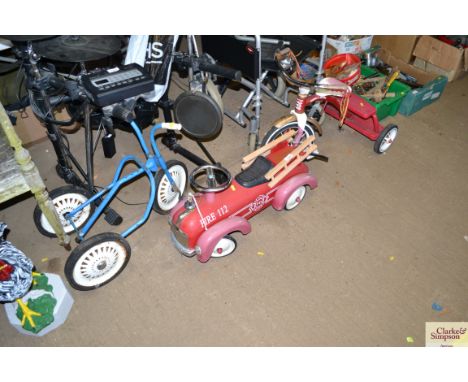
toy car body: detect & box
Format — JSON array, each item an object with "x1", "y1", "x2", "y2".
[{"x1": 169, "y1": 132, "x2": 319, "y2": 262}]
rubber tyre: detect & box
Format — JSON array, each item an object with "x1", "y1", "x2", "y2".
[
  {"x1": 265, "y1": 73, "x2": 287, "y2": 98},
  {"x1": 64, "y1": 232, "x2": 131, "y2": 291},
  {"x1": 33, "y1": 185, "x2": 94, "y2": 238},
  {"x1": 285, "y1": 186, "x2": 307, "y2": 211},
  {"x1": 374, "y1": 124, "x2": 398, "y2": 154},
  {"x1": 206, "y1": 78, "x2": 224, "y2": 114},
  {"x1": 261, "y1": 122, "x2": 317, "y2": 160},
  {"x1": 153, "y1": 160, "x2": 188, "y2": 215},
  {"x1": 211, "y1": 235, "x2": 237, "y2": 258}
]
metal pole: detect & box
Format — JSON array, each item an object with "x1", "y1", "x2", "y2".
[
  {"x1": 83, "y1": 102, "x2": 94, "y2": 195},
  {"x1": 187, "y1": 35, "x2": 194, "y2": 81},
  {"x1": 317, "y1": 35, "x2": 327, "y2": 82},
  {"x1": 254, "y1": 34, "x2": 262, "y2": 123}
]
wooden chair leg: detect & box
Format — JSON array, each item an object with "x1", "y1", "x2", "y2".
[
  {"x1": 0, "y1": 103, "x2": 70, "y2": 248},
  {"x1": 34, "y1": 188, "x2": 71, "y2": 249}
]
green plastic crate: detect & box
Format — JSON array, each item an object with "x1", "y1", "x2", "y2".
[{"x1": 357, "y1": 66, "x2": 411, "y2": 121}]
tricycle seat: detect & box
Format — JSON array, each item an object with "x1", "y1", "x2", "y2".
[
  {"x1": 347, "y1": 93, "x2": 377, "y2": 119},
  {"x1": 235, "y1": 156, "x2": 274, "y2": 188}
]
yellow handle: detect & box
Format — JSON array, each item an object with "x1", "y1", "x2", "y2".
[{"x1": 385, "y1": 71, "x2": 400, "y2": 90}]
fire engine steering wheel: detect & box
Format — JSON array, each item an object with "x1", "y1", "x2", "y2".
[{"x1": 189, "y1": 164, "x2": 232, "y2": 193}]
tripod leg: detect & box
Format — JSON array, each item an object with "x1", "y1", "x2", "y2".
[{"x1": 83, "y1": 102, "x2": 94, "y2": 195}]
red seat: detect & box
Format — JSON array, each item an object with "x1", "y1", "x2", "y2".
[{"x1": 347, "y1": 93, "x2": 376, "y2": 119}]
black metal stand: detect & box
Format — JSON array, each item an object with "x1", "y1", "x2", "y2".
[{"x1": 16, "y1": 44, "x2": 122, "y2": 225}]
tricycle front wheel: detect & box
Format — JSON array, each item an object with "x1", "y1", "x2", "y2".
[
  {"x1": 262, "y1": 122, "x2": 318, "y2": 161},
  {"x1": 64, "y1": 232, "x2": 131, "y2": 291},
  {"x1": 153, "y1": 160, "x2": 188, "y2": 214},
  {"x1": 374, "y1": 124, "x2": 398, "y2": 154}
]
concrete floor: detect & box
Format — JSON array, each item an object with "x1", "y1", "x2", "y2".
[{"x1": 0, "y1": 73, "x2": 467, "y2": 346}]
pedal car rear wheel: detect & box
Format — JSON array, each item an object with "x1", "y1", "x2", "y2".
[
  {"x1": 33, "y1": 185, "x2": 94, "y2": 238},
  {"x1": 153, "y1": 160, "x2": 188, "y2": 214},
  {"x1": 64, "y1": 232, "x2": 131, "y2": 291},
  {"x1": 211, "y1": 235, "x2": 237, "y2": 258},
  {"x1": 285, "y1": 186, "x2": 307, "y2": 210},
  {"x1": 374, "y1": 124, "x2": 398, "y2": 154}
]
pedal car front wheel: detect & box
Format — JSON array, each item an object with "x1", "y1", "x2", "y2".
[
  {"x1": 211, "y1": 235, "x2": 237, "y2": 258},
  {"x1": 64, "y1": 232, "x2": 131, "y2": 291},
  {"x1": 33, "y1": 185, "x2": 94, "y2": 238},
  {"x1": 153, "y1": 160, "x2": 188, "y2": 214}
]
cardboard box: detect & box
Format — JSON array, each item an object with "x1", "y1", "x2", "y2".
[
  {"x1": 412, "y1": 36, "x2": 467, "y2": 82},
  {"x1": 377, "y1": 49, "x2": 448, "y2": 116},
  {"x1": 326, "y1": 36, "x2": 373, "y2": 56},
  {"x1": 372, "y1": 36, "x2": 420, "y2": 63}
]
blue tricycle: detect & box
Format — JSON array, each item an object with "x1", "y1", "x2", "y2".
[{"x1": 34, "y1": 116, "x2": 188, "y2": 290}]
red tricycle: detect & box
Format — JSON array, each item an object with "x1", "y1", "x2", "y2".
[
  {"x1": 262, "y1": 49, "x2": 398, "y2": 154},
  {"x1": 169, "y1": 130, "x2": 322, "y2": 262}
]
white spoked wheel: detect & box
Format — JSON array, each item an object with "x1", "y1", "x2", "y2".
[
  {"x1": 211, "y1": 235, "x2": 237, "y2": 259},
  {"x1": 153, "y1": 160, "x2": 188, "y2": 214},
  {"x1": 64, "y1": 232, "x2": 131, "y2": 291},
  {"x1": 374, "y1": 124, "x2": 398, "y2": 154},
  {"x1": 33, "y1": 185, "x2": 94, "y2": 237},
  {"x1": 285, "y1": 186, "x2": 307, "y2": 211},
  {"x1": 261, "y1": 122, "x2": 318, "y2": 160}
]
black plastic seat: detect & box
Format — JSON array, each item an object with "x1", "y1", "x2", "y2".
[{"x1": 235, "y1": 156, "x2": 274, "y2": 188}]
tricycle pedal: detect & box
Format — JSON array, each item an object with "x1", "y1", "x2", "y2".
[{"x1": 104, "y1": 208, "x2": 123, "y2": 226}]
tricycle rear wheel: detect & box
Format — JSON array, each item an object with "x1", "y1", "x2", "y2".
[
  {"x1": 64, "y1": 232, "x2": 131, "y2": 291},
  {"x1": 374, "y1": 124, "x2": 398, "y2": 154},
  {"x1": 33, "y1": 185, "x2": 94, "y2": 238}
]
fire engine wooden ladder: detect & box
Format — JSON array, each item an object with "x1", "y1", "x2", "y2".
[{"x1": 241, "y1": 130, "x2": 317, "y2": 188}]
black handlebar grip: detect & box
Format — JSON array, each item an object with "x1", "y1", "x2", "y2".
[
  {"x1": 198, "y1": 62, "x2": 242, "y2": 81},
  {"x1": 48, "y1": 76, "x2": 65, "y2": 89},
  {"x1": 48, "y1": 95, "x2": 72, "y2": 106}
]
